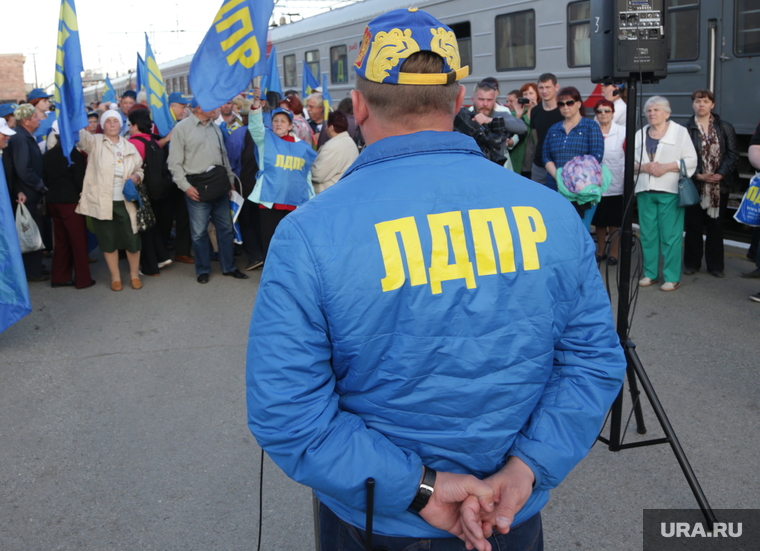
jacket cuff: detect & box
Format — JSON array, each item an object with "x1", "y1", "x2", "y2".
[{"x1": 507, "y1": 449, "x2": 542, "y2": 490}]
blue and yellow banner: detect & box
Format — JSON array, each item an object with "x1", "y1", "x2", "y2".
[
  {"x1": 54, "y1": 0, "x2": 88, "y2": 164},
  {"x1": 260, "y1": 45, "x2": 282, "y2": 99},
  {"x1": 144, "y1": 33, "x2": 175, "y2": 137},
  {"x1": 302, "y1": 60, "x2": 319, "y2": 98},
  {"x1": 321, "y1": 73, "x2": 332, "y2": 116},
  {"x1": 102, "y1": 75, "x2": 116, "y2": 104},
  {"x1": 0, "y1": 158, "x2": 32, "y2": 334},
  {"x1": 136, "y1": 52, "x2": 148, "y2": 94},
  {"x1": 189, "y1": 0, "x2": 274, "y2": 111}
]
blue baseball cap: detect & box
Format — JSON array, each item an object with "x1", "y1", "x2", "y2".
[
  {"x1": 270, "y1": 107, "x2": 293, "y2": 122},
  {"x1": 353, "y1": 7, "x2": 469, "y2": 85},
  {"x1": 27, "y1": 88, "x2": 53, "y2": 101},
  {"x1": 121, "y1": 90, "x2": 137, "y2": 99},
  {"x1": 168, "y1": 92, "x2": 191, "y2": 105},
  {"x1": 0, "y1": 103, "x2": 18, "y2": 117}
]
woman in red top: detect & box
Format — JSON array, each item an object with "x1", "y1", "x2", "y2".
[{"x1": 127, "y1": 109, "x2": 173, "y2": 276}]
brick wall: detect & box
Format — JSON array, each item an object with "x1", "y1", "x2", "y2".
[{"x1": 0, "y1": 54, "x2": 27, "y2": 103}]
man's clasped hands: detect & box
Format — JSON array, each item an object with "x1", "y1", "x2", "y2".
[{"x1": 418, "y1": 456, "x2": 536, "y2": 551}]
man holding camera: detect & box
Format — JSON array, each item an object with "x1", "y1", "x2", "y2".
[{"x1": 455, "y1": 79, "x2": 527, "y2": 169}]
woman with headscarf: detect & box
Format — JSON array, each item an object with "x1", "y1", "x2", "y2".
[
  {"x1": 76, "y1": 110, "x2": 144, "y2": 291},
  {"x1": 683, "y1": 89, "x2": 739, "y2": 278},
  {"x1": 634, "y1": 96, "x2": 698, "y2": 292}
]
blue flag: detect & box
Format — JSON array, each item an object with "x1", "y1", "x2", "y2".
[
  {"x1": 136, "y1": 52, "x2": 148, "y2": 94},
  {"x1": 260, "y1": 46, "x2": 282, "y2": 99},
  {"x1": 54, "y1": 0, "x2": 88, "y2": 164},
  {"x1": 144, "y1": 33, "x2": 175, "y2": 137},
  {"x1": 189, "y1": 0, "x2": 274, "y2": 111},
  {"x1": 102, "y1": 75, "x2": 116, "y2": 104},
  {"x1": 321, "y1": 73, "x2": 332, "y2": 116},
  {"x1": 0, "y1": 158, "x2": 32, "y2": 334},
  {"x1": 302, "y1": 60, "x2": 319, "y2": 98}
]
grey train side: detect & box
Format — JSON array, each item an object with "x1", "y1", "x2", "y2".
[{"x1": 84, "y1": 0, "x2": 759, "y2": 184}]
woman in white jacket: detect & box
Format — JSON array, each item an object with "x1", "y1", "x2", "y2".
[{"x1": 634, "y1": 96, "x2": 698, "y2": 291}]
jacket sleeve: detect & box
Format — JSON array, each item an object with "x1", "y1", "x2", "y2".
[
  {"x1": 717, "y1": 121, "x2": 739, "y2": 181},
  {"x1": 588, "y1": 122, "x2": 605, "y2": 164},
  {"x1": 246, "y1": 216, "x2": 422, "y2": 517},
  {"x1": 76, "y1": 128, "x2": 95, "y2": 155},
  {"x1": 679, "y1": 126, "x2": 699, "y2": 177},
  {"x1": 11, "y1": 137, "x2": 45, "y2": 192},
  {"x1": 499, "y1": 112, "x2": 528, "y2": 139},
  {"x1": 509, "y1": 224, "x2": 626, "y2": 490},
  {"x1": 167, "y1": 126, "x2": 190, "y2": 192}
]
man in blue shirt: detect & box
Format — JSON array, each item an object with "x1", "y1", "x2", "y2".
[{"x1": 246, "y1": 8, "x2": 625, "y2": 551}]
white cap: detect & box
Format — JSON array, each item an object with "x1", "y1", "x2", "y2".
[{"x1": 0, "y1": 118, "x2": 16, "y2": 137}]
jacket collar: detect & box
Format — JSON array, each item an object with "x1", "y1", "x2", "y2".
[{"x1": 343, "y1": 131, "x2": 483, "y2": 178}]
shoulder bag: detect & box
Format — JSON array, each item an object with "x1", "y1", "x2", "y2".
[{"x1": 677, "y1": 159, "x2": 700, "y2": 207}]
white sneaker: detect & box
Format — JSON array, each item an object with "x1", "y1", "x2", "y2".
[
  {"x1": 660, "y1": 282, "x2": 681, "y2": 292},
  {"x1": 639, "y1": 277, "x2": 657, "y2": 287},
  {"x1": 158, "y1": 259, "x2": 173, "y2": 269}
]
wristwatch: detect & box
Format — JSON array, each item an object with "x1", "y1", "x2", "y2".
[{"x1": 408, "y1": 466, "x2": 436, "y2": 513}]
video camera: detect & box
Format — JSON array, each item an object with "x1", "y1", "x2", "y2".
[{"x1": 454, "y1": 108, "x2": 508, "y2": 166}]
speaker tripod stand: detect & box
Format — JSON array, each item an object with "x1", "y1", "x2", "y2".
[{"x1": 597, "y1": 75, "x2": 717, "y2": 528}]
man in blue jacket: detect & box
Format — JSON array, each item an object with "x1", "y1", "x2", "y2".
[{"x1": 246, "y1": 8, "x2": 626, "y2": 551}]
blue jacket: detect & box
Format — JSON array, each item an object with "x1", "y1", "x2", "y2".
[{"x1": 246, "y1": 131, "x2": 625, "y2": 538}]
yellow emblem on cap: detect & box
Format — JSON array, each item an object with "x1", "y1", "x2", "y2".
[
  {"x1": 365, "y1": 28, "x2": 420, "y2": 83},
  {"x1": 429, "y1": 28, "x2": 461, "y2": 70},
  {"x1": 408, "y1": 7, "x2": 418, "y2": 11}
]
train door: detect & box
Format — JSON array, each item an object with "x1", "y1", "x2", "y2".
[{"x1": 719, "y1": 0, "x2": 760, "y2": 137}]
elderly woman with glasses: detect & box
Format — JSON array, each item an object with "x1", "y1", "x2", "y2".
[
  {"x1": 634, "y1": 95, "x2": 698, "y2": 292},
  {"x1": 592, "y1": 98, "x2": 626, "y2": 264}
]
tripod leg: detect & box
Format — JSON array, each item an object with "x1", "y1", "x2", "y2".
[
  {"x1": 625, "y1": 344, "x2": 647, "y2": 434},
  {"x1": 627, "y1": 347, "x2": 718, "y2": 528}
]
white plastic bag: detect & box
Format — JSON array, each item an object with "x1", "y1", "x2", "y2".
[{"x1": 16, "y1": 203, "x2": 45, "y2": 254}]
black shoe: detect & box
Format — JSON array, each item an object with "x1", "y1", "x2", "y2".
[
  {"x1": 76, "y1": 280, "x2": 97, "y2": 289},
  {"x1": 709, "y1": 270, "x2": 725, "y2": 278},
  {"x1": 751, "y1": 292, "x2": 760, "y2": 303},
  {"x1": 27, "y1": 275, "x2": 50, "y2": 282},
  {"x1": 223, "y1": 269, "x2": 249, "y2": 279},
  {"x1": 683, "y1": 267, "x2": 697, "y2": 275},
  {"x1": 742, "y1": 269, "x2": 760, "y2": 279},
  {"x1": 245, "y1": 260, "x2": 264, "y2": 271},
  {"x1": 197, "y1": 273, "x2": 210, "y2": 284},
  {"x1": 51, "y1": 281, "x2": 75, "y2": 288},
  {"x1": 607, "y1": 257, "x2": 618, "y2": 266}
]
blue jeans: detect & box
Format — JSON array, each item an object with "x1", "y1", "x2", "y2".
[
  {"x1": 319, "y1": 503, "x2": 543, "y2": 551},
  {"x1": 185, "y1": 194, "x2": 235, "y2": 275}
]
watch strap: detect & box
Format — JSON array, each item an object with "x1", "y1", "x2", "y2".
[{"x1": 408, "y1": 466, "x2": 436, "y2": 513}]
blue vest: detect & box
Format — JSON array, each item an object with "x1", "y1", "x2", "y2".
[{"x1": 255, "y1": 131, "x2": 316, "y2": 206}]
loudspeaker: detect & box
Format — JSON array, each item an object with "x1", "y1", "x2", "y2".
[
  {"x1": 590, "y1": 0, "x2": 668, "y2": 84},
  {"x1": 590, "y1": 0, "x2": 617, "y2": 83}
]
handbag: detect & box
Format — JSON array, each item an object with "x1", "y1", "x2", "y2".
[
  {"x1": 734, "y1": 174, "x2": 760, "y2": 227},
  {"x1": 134, "y1": 182, "x2": 156, "y2": 232},
  {"x1": 16, "y1": 203, "x2": 45, "y2": 253},
  {"x1": 677, "y1": 159, "x2": 700, "y2": 207},
  {"x1": 187, "y1": 165, "x2": 230, "y2": 202}
]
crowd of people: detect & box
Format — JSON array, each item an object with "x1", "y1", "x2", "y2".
[{"x1": 1, "y1": 59, "x2": 759, "y2": 297}]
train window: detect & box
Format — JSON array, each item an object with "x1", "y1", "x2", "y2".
[
  {"x1": 331, "y1": 45, "x2": 348, "y2": 84},
  {"x1": 666, "y1": 0, "x2": 699, "y2": 61},
  {"x1": 735, "y1": 0, "x2": 760, "y2": 56},
  {"x1": 179, "y1": 76, "x2": 186, "y2": 95},
  {"x1": 448, "y1": 22, "x2": 472, "y2": 72},
  {"x1": 283, "y1": 54, "x2": 296, "y2": 87},
  {"x1": 305, "y1": 50, "x2": 320, "y2": 79},
  {"x1": 567, "y1": 1, "x2": 591, "y2": 67},
  {"x1": 495, "y1": 10, "x2": 536, "y2": 71}
]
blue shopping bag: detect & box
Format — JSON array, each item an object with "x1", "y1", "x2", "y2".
[{"x1": 734, "y1": 175, "x2": 760, "y2": 227}]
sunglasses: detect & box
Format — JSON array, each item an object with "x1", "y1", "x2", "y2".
[
  {"x1": 477, "y1": 80, "x2": 498, "y2": 90},
  {"x1": 596, "y1": 108, "x2": 613, "y2": 114},
  {"x1": 557, "y1": 100, "x2": 576, "y2": 107}
]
